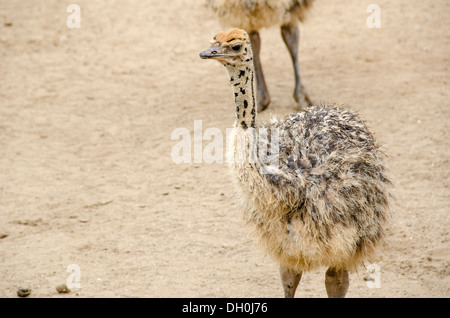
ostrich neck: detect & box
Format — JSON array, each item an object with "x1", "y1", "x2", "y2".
[{"x1": 226, "y1": 63, "x2": 257, "y2": 129}]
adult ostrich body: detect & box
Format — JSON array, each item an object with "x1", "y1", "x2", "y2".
[{"x1": 207, "y1": 0, "x2": 314, "y2": 111}]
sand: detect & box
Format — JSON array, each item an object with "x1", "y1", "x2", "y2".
[{"x1": 0, "y1": 0, "x2": 448, "y2": 297}]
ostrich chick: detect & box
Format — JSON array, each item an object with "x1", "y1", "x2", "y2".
[
  {"x1": 207, "y1": 0, "x2": 314, "y2": 111},
  {"x1": 200, "y1": 29, "x2": 391, "y2": 298}
]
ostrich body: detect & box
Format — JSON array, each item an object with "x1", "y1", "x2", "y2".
[
  {"x1": 207, "y1": 0, "x2": 314, "y2": 111},
  {"x1": 200, "y1": 29, "x2": 391, "y2": 298}
]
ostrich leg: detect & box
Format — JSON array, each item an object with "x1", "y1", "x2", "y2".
[
  {"x1": 281, "y1": 24, "x2": 312, "y2": 110},
  {"x1": 325, "y1": 267, "x2": 349, "y2": 298},
  {"x1": 249, "y1": 30, "x2": 270, "y2": 112},
  {"x1": 280, "y1": 266, "x2": 302, "y2": 298}
]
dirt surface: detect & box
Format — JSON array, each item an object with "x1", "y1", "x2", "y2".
[{"x1": 0, "y1": 0, "x2": 448, "y2": 298}]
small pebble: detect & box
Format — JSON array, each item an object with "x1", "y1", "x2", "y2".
[
  {"x1": 56, "y1": 284, "x2": 71, "y2": 293},
  {"x1": 17, "y1": 288, "x2": 31, "y2": 297}
]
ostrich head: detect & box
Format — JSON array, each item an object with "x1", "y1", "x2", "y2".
[{"x1": 199, "y1": 28, "x2": 252, "y2": 67}]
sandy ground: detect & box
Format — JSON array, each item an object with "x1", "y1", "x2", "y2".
[{"x1": 0, "y1": 0, "x2": 449, "y2": 298}]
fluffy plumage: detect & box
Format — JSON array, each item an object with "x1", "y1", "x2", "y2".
[
  {"x1": 208, "y1": 0, "x2": 314, "y2": 30},
  {"x1": 233, "y1": 104, "x2": 391, "y2": 272}
]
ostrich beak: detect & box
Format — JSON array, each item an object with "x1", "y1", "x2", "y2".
[{"x1": 199, "y1": 46, "x2": 230, "y2": 59}]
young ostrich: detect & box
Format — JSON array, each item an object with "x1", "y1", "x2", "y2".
[
  {"x1": 200, "y1": 29, "x2": 391, "y2": 298},
  {"x1": 207, "y1": 0, "x2": 314, "y2": 112}
]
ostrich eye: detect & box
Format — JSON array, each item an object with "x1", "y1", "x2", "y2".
[{"x1": 232, "y1": 44, "x2": 242, "y2": 52}]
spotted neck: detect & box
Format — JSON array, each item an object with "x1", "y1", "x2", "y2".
[{"x1": 225, "y1": 60, "x2": 257, "y2": 130}]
